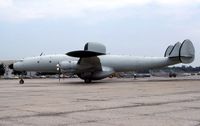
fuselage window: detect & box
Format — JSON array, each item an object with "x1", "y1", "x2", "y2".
[
  {"x1": 37, "y1": 61, "x2": 40, "y2": 64},
  {"x1": 49, "y1": 61, "x2": 52, "y2": 63}
]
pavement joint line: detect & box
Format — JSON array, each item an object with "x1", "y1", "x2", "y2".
[{"x1": 1, "y1": 98, "x2": 200, "y2": 120}]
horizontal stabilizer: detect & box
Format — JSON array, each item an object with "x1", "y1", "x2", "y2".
[
  {"x1": 164, "y1": 39, "x2": 195, "y2": 64},
  {"x1": 67, "y1": 42, "x2": 106, "y2": 57}
]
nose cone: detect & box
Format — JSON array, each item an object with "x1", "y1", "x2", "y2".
[{"x1": 13, "y1": 62, "x2": 24, "y2": 71}]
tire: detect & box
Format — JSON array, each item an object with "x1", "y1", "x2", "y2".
[
  {"x1": 84, "y1": 79, "x2": 92, "y2": 83},
  {"x1": 19, "y1": 79, "x2": 24, "y2": 84},
  {"x1": 173, "y1": 74, "x2": 177, "y2": 78}
]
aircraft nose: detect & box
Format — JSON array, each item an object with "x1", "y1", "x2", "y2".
[{"x1": 13, "y1": 62, "x2": 24, "y2": 71}]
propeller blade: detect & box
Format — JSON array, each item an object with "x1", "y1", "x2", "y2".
[
  {"x1": 56, "y1": 64, "x2": 60, "y2": 67},
  {"x1": 59, "y1": 71, "x2": 61, "y2": 82},
  {"x1": 56, "y1": 63, "x2": 61, "y2": 83}
]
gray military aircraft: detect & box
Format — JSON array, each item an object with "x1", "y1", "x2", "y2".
[{"x1": 10, "y1": 39, "x2": 195, "y2": 84}]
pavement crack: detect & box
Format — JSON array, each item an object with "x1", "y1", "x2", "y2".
[{"x1": 75, "y1": 98, "x2": 109, "y2": 102}]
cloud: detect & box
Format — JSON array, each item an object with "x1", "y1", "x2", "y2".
[
  {"x1": 0, "y1": 0, "x2": 13, "y2": 8},
  {"x1": 0, "y1": 0, "x2": 200, "y2": 22},
  {"x1": 155, "y1": 0, "x2": 200, "y2": 6},
  {"x1": 0, "y1": 0, "x2": 150, "y2": 20}
]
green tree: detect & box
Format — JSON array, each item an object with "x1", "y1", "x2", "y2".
[{"x1": 0, "y1": 64, "x2": 5, "y2": 76}]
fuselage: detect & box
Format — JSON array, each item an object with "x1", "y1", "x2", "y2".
[
  {"x1": 13, "y1": 54, "x2": 179, "y2": 73},
  {"x1": 14, "y1": 54, "x2": 77, "y2": 72}
]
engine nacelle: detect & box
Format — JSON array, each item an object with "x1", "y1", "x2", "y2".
[
  {"x1": 77, "y1": 66, "x2": 114, "y2": 80},
  {"x1": 59, "y1": 61, "x2": 78, "y2": 73}
]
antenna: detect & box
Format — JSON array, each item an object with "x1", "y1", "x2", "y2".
[{"x1": 40, "y1": 52, "x2": 43, "y2": 56}]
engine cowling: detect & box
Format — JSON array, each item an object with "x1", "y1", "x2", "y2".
[
  {"x1": 77, "y1": 66, "x2": 114, "y2": 80},
  {"x1": 59, "y1": 61, "x2": 78, "y2": 73}
]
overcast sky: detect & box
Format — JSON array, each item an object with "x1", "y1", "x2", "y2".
[{"x1": 0, "y1": 0, "x2": 199, "y2": 66}]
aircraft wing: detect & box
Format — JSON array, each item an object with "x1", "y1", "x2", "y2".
[
  {"x1": 66, "y1": 42, "x2": 106, "y2": 73},
  {"x1": 77, "y1": 57, "x2": 102, "y2": 72}
]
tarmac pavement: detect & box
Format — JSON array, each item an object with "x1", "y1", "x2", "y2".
[{"x1": 0, "y1": 77, "x2": 200, "y2": 126}]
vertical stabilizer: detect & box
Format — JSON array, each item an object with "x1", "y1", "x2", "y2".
[
  {"x1": 164, "y1": 39, "x2": 195, "y2": 64},
  {"x1": 179, "y1": 39, "x2": 195, "y2": 63},
  {"x1": 164, "y1": 45, "x2": 174, "y2": 57},
  {"x1": 169, "y1": 42, "x2": 181, "y2": 58}
]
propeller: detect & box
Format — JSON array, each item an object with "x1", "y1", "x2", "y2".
[{"x1": 56, "y1": 63, "x2": 61, "y2": 82}]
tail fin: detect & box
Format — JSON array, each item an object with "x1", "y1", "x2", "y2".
[{"x1": 164, "y1": 39, "x2": 195, "y2": 64}]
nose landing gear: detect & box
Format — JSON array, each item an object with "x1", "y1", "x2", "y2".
[
  {"x1": 19, "y1": 79, "x2": 24, "y2": 84},
  {"x1": 13, "y1": 71, "x2": 27, "y2": 84}
]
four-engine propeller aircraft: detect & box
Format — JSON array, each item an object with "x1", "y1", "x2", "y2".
[{"x1": 10, "y1": 39, "x2": 195, "y2": 84}]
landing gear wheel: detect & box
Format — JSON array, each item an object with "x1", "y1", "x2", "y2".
[
  {"x1": 19, "y1": 79, "x2": 24, "y2": 84},
  {"x1": 84, "y1": 79, "x2": 92, "y2": 83}
]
